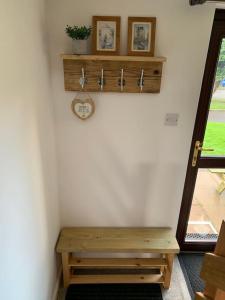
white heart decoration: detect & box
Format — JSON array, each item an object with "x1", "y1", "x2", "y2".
[{"x1": 71, "y1": 96, "x2": 95, "y2": 120}]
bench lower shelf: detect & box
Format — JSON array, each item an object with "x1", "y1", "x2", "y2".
[
  {"x1": 69, "y1": 257, "x2": 167, "y2": 268},
  {"x1": 70, "y1": 274, "x2": 164, "y2": 284},
  {"x1": 62, "y1": 254, "x2": 174, "y2": 289}
]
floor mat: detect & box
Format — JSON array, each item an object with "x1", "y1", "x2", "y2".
[
  {"x1": 66, "y1": 284, "x2": 163, "y2": 300},
  {"x1": 178, "y1": 253, "x2": 205, "y2": 300}
]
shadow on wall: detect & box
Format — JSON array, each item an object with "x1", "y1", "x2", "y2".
[
  {"x1": 64, "y1": 132, "x2": 157, "y2": 226},
  {"x1": 61, "y1": 124, "x2": 184, "y2": 229},
  {"x1": 90, "y1": 157, "x2": 184, "y2": 229},
  {"x1": 152, "y1": 163, "x2": 184, "y2": 230},
  {"x1": 92, "y1": 160, "x2": 156, "y2": 226}
]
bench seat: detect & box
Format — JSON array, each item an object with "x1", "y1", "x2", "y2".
[{"x1": 56, "y1": 227, "x2": 180, "y2": 288}]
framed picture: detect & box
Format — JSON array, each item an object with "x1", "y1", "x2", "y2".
[
  {"x1": 127, "y1": 17, "x2": 156, "y2": 56},
  {"x1": 92, "y1": 16, "x2": 121, "y2": 55}
]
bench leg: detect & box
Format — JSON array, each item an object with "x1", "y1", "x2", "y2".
[
  {"x1": 163, "y1": 254, "x2": 174, "y2": 289},
  {"x1": 62, "y1": 252, "x2": 70, "y2": 288}
]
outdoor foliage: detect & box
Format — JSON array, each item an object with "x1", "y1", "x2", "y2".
[
  {"x1": 210, "y1": 99, "x2": 225, "y2": 110},
  {"x1": 65, "y1": 25, "x2": 92, "y2": 40},
  {"x1": 214, "y1": 38, "x2": 225, "y2": 91},
  {"x1": 202, "y1": 122, "x2": 225, "y2": 156}
]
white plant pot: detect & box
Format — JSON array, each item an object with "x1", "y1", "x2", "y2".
[{"x1": 72, "y1": 39, "x2": 89, "y2": 55}]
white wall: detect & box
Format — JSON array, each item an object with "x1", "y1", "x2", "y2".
[
  {"x1": 47, "y1": 0, "x2": 216, "y2": 229},
  {"x1": 0, "y1": 0, "x2": 60, "y2": 299}
]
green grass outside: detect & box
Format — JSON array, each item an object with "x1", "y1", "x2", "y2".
[
  {"x1": 210, "y1": 99, "x2": 225, "y2": 110},
  {"x1": 202, "y1": 122, "x2": 225, "y2": 156}
]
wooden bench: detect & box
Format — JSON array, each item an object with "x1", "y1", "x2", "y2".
[
  {"x1": 195, "y1": 221, "x2": 225, "y2": 300},
  {"x1": 56, "y1": 227, "x2": 180, "y2": 289}
]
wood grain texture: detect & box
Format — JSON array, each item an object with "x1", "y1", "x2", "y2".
[
  {"x1": 68, "y1": 257, "x2": 167, "y2": 268},
  {"x1": 62, "y1": 252, "x2": 70, "y2": 288},
  {"x1": 62, "y1": 56, "x2": 165, "y2": 93},
  {"x1": 204, "y1": 221, "x2": 225, "y2": 299},
  {"x1": 214, "y1": 221, "x2": 225, "y2": 256},
  {"x1": 163, "y1": 254, "x2": 174, "y2": 289},
  {"x1": 196, "y1": 221, "x2": 225, "y2": 300},
  {"x1": 70, "y1": 274, "x2": 164, "y2": 284},
  {"x1": 92, "y1": 16, "x2": 121, "y2": 55},
  {"x1": 127, "y1": 17, "x2": 156, "y2": 57},
  {"x1": 215, "y1": 290, "x2": 225, "y2": 300},
  {"x1": 201, "y1": 253, "x2": 225, "y2": 292},
  {"x1": 61, "y1": 54, "x2": 166, "y2": 62},
  {"x1": 57, "y1": 227, "x2": 179, "y2": 289},
  {"x1": 56, "y1": 227, "x2": 180, "y2": 253}
]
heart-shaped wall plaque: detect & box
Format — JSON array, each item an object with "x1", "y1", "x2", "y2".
[{"x1": 71, "y1": 94, "x2": 95, "y2": 120}]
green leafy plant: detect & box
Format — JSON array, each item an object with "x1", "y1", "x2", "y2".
[
  {"x1": 214, "y1": 38, "x2": 225, "y2": 93},
  {"x1": 65, "y1": 25, "x2": 92, "y2": 40}
]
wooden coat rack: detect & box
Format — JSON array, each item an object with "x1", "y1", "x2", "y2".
[{"x1": 61, "y1": 55, "x2": 166, "y2": 94}]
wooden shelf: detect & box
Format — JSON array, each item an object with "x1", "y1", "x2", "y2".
[
  {"x1": 61, "y1": 54, "x2": 166, "y2": 93},
  {"x1": 68, "y1": 257, "x2": 167, "y2": 268},
  {"x1": 70, "y1": 274, "x2": 165, "y2": 284},
  {"x1": 61, "y1": 54, "x2": 166, "y2": 63}
]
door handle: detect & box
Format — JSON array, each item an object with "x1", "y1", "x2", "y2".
[
  {"x1": 201, "y1": 147, "x2": 214, "y2": 152},
  {"x1": 192, "y1": 140, "x2": 214, "y2": 167}
]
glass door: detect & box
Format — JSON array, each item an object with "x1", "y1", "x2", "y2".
[
  {"x1": 187, "y1": 44, "x2": 225, "y2": 240},
  {"x1": 177, "y1": 10, "x2": 225, "y2": 251}
]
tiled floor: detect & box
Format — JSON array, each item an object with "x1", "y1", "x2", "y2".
[{"x1": 187, "y1": 169, "x2": 225, "y2": 236}]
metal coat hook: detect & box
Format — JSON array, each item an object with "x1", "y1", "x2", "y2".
[
  {"x1": 79, "y1": 67, "x2": 86, "y2": 90},
  {"x1": 119, "y1": 68, "x2": 125, "y2": 92},
  {"x1": 139, "y1": 69, "x2": 144, "y2": 92},
  {"x1": 100, "y1": 68, "x2": 104, "y2": 91}
]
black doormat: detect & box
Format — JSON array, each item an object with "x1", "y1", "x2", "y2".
[
  {"x1": 66, "y1": 284, "x2": 163, "y2": 300},
  {"x1": 178, "y1": 253, "x2": 205, "y2": 300}
]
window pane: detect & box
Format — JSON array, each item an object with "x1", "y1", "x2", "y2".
[
  {"x1": 186, "y1": 169, "x2": 225, "y2": 242},
  {"x1": 201, "y1": 38, "x2": 225, "y2": 157}
]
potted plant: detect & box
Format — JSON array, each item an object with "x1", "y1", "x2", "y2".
[{"x1": 65, "y1": 25, "x2": 92, "y2": 55}]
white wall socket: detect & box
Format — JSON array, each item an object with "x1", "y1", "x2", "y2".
[{"x1": 164, "y1": 113, "x2": 179, "y2": 126}]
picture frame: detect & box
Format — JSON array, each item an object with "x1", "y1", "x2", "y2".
[
  {"x1": 92, "y1": 16, "x2": 121, "y2": 55},
  {"x1": 127, "y1": 17, "x2": 156, "y2": 56}
]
